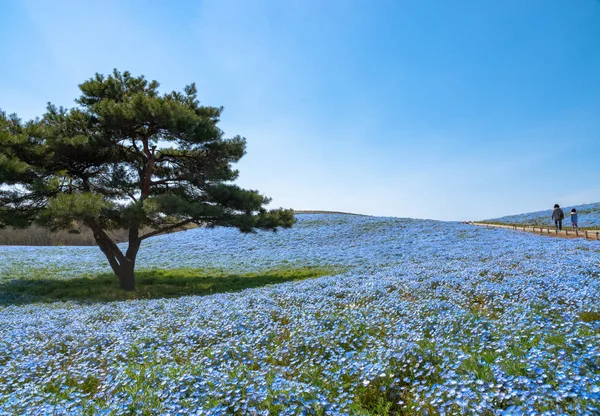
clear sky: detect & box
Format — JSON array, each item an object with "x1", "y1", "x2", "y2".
[{"x1": 1, "y1": 0, "x2": 599, "y2": 221}]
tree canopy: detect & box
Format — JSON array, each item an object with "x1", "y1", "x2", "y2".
[{"x1": 0, "y1": 70, "x2": 295, "y2": 290}]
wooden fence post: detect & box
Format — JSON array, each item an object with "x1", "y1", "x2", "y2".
[
  {"x1": 565, "y1": 229, "x2": 569, "y2": 236},
  {"x1": 585, "y1": 230, "x2": 589, "y2": 239}
]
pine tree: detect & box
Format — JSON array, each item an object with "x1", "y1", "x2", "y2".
[{"x1": 0, "y1": 70, "x2": 295, "y2": 290}]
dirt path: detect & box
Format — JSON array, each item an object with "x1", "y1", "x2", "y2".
[{"x1": 470, "y1": 222, "x2": 600, "y2": 241}]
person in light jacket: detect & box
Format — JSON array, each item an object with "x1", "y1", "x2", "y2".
[
  {"x1": 552, "y1": 204, "x2": 564, "y2": 231},
  {"x1": 570, "y1": 208, "x2": 578, "y2": 230}
]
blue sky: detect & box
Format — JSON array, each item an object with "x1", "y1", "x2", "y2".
[{"x1": 1, "y1": 0, "x2": 600, "y2": 221}]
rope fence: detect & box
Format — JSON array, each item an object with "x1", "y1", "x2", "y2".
[{"x1": 470, "y1": 222, "x2": 600, "y2": 241}]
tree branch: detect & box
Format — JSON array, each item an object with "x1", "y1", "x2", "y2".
[
  {"x1": 87, "y1": 220, "x2": 126, "y2": 264},
  {"x1": 150, "y1": 176, "x2": 188, "y2": 186},
  {"x1": 139, "y1": 137, "x2": 155, "y2": 202},
  {"x1": 138, "y1": 218, "x2": 196, "y2": 241},
  {"x1": 126, "y1": 192, "x2": 138, "y2": 203}
]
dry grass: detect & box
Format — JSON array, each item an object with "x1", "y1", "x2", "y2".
[
  {"x1": 0, "y1": 224, "x2": 195, "y2": 246},
  {"x1": 0, "y1": 211, "x2": 358, "y2": 246}
]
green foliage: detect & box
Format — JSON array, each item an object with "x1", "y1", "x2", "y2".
[
  {"x1": 40, "y1": 193, "x2": 112, "y2": 230},
  {"x1": 0, "y1": 265, "x2": 341, "y2": 304},
  {"x1": 580, "y1": 311, "x2": 600, "y2": 323},
  {"x1": 0, "y1": 69, "x2": 294, "y2": 232},
  {"x1": 0, "y1": 69, "x2": 295, "y2": 288}
]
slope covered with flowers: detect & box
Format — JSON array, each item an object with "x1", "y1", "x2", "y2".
[
  {"x1": 484, "y1": 202, "x2": 600, "y2": 228},
  {"x1": 1, "y1": 214, "x2": 600, "y2": 415}
]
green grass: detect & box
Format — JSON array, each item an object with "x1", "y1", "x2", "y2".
[
  {"x1": 580, "y1": 311, "x2": 600, "y2": 323},
  {"x1": 0, "y1": 265, "x2": 343, "y2": 305}
]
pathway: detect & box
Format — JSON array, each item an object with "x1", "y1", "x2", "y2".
[{"x1": 471, "y1": 222, "x2": 600, "y2": 241}]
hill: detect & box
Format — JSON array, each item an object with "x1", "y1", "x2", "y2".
[
  {"x1": 482, "y1": 202, "x2": 600, "y2": 228},
  {"x1": 1, "y1": 214, "x2": 600, "y2": 414}
]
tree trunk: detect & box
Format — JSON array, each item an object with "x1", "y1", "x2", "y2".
[
  {"x1": 121, "y1": 221, "x2": 142, "y2": 292},
  {"x1": 89, "y1": 222, "x2": 139, "y2": 291},
  {"x1": 116, "y1": 260, "x2": 136, "y2": 291},
  {"x1": 101, "y1": 246, "x2": 138, "y2": 292},
  {"x1": 120, "y1": 239, "x2": 141, "y2": 292}
]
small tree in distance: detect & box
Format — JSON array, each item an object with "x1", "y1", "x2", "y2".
[{"x1": 0, "y1": 70, "x2": 295, "y2": 290}]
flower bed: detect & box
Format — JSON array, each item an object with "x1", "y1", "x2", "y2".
[{"x1": 1, "y1": 214, "x2": 599, "y2": 414}]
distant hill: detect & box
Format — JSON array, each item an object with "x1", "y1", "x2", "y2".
[
  {"x1": 482, "y1": 202, "x2": 600, "y2": 228},
  {"x1": 293, "y1": 210, "x2": 367, "y2": 216}
]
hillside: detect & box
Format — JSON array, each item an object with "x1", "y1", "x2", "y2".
[
  {"x1": 1, "y1": 214, "x2": 600, "y2": 414},
  {"x1": 483, "y1": 202, "x2": 600, "y2": 228}
]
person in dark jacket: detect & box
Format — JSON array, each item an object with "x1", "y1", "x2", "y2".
[
  {"x1": 552, "y1": 204, "x2": 565, "y2": 231},
  {"x1": 570, "y1": 208, "x2": 578, "y2": 230}
]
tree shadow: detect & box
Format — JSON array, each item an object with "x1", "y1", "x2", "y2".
[{"x1": 0, "y1": 266, "x2": 335, "y2": 306}]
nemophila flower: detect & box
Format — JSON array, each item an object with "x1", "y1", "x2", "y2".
[{"x1": 1, "y1": 214, "x2": 600, "y2": 414}]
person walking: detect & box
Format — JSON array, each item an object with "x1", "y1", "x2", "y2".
[
  {"x1": 552, "y1": 204, "x2": 564, "y2": 231},
  {"x1": 570, "y1": 208, "x2": 578, "y2": 230}
]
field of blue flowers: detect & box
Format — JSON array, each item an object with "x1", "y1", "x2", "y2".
[
  {"x1": 1, "y1": 214, "x2": 600, "y2": 415},
  {"x1": 485, "y1": 202, "x2": 600, "y2": 229}
]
